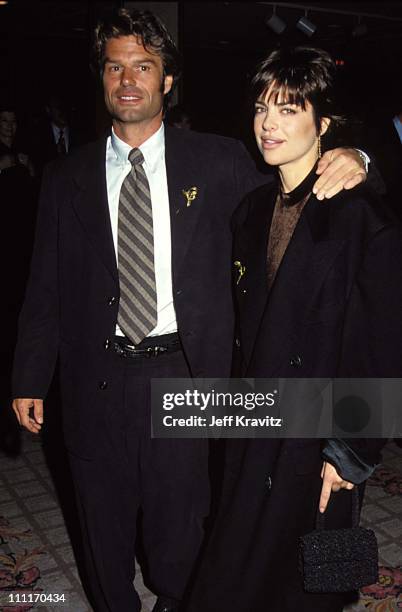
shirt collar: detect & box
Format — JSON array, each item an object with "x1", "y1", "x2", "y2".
[
  {"x1": 51, "y1": 123, "x2": 67, "y2": 139},
  {"x1": 110, "y1": 123, "x2": 165, "y2": 172}
]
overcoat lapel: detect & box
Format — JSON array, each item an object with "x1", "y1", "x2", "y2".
[
  {"x1": 71, "y1": 135, "x2": 118, "y2": 284},
  {"x1": 240, "y1": 192, "x2": 345, "y2": 373},
  {"x1": 234, "y1": 185, "x2": 277, "y2": 366},
  {"x1": 164, "y1": 126, "x2": 205, "y2": 281}
]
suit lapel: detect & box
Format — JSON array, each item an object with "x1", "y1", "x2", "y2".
[
  {"x1": 164, "y1": 126, "x2": 205, "y2": 281},
  {"x1": 71, "y1": 135, "x2": 118, "y2": 284},
  {"x1": 70, "y1": 127, "x2": 207, "y2": 288}
]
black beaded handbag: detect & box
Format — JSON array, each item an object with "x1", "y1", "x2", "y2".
[{"x1": 299, "y1": 488, "x2": 379, "y2": 593}]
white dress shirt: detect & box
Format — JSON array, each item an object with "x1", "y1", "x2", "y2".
[
  {"x1": 106, "y1": 123, "x2": 177, "y2": 337},
  {"x1": 51, "y1": 123, "x2": 69, "y2": 152},
  {"x1": 393, "y1": 116, "x2": 402, "y2": 144}
]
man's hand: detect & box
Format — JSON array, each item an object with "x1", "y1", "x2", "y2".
[
  {"x1": 313, "y1": 148, "x2": 366, "y2": 200},
  {"x1": 319, "y1": 461, "x2": 354, "y2": 513},
  {"x1": 12, "y1": 398, "x2": 44, "y2": 434}
]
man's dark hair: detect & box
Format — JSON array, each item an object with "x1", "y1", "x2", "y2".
[
  {"x1": 93, "y1": 8, "x2": 181, "y2": 102},
  {"x1": 251, "y1": 46, "x2": 345, "y2": 134}
]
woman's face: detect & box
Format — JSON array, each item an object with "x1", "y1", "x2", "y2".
[
  {"x1": 0, "y1": 111, "x2": 17, "y2": 143},
  {"x1": 254, "y1": 86, "x2": 326, "y2": 172}
]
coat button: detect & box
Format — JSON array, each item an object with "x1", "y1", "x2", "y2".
[
  {"x1": 290, "y1": 355, "x2": 302, "y2": 367},
  {"x1": 108, "y1": 297, "x2": 116, "y2": 306},
  {"x1": 104, "y1": 339, "x2": 110, "y2": 350},
  {"x1": 99, "y1": 381, "x2": 108, "y2": 390},
  {"x1": 265, "y1": 475, "x2": 272, "y2": 490},
  {"x1": 235, "y1": 338, "x2": 241, "y2": 347}
]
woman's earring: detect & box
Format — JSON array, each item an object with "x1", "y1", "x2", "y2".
[{"x1": 317, "y1": 135, "x2": 322, "y2": 159}]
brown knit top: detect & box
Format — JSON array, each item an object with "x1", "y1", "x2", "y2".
[{"x1": 266, "y1": 164, "x2": 318, "y2": 290}]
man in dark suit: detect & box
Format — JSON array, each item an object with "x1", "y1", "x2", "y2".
[
  {"x1": 29, "y1": 94, "x2": 92, "y2": 177},
  {"x1": 12, "y1": 9, "x2": 368, "y2": 612},
  {"x1": 366, "y1": 107, "x2": 402, "y2": 218}
]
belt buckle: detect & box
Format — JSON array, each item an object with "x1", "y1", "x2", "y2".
[
  {"x1": 147, "y1": 345, "x2": 168, "y2": 357},
  {"x1": 114, "y1": 342, "x2": 126, "y2": 357},
  {"x1": 114, "y1": 340, "x2": 171, "y2": 358}
]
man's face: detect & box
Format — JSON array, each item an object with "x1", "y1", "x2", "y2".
[
  {"x1": 0, "y1": 111, "x2": 17, "y2": 142},
  {"x1": 102, "y1": 35, "x2": 173, "y2": 130},
  {"x1": 47, "y1": 98, "x2": 68, "y2": 128}
]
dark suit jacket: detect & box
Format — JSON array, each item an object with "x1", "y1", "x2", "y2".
[
  {"x1": 12, "y1": 126, "x2": 269, "y2": 457},
  {"x1": 365, "y1": 117, "x2": 402, "y2": 217},
  {"x1": 29, "y1": 120, "x2": 91, "y2": 176}
]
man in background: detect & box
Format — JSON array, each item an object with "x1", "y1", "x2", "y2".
[
  {"x1": 365, "y1": 104, "x2": 402, "y2": 218},
  {"x1": 29, "y1": 94, "x2": 91, "y2": 175}
]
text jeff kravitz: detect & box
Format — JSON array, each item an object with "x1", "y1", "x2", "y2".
[{"x1": 162, "y1": 415, "x2": 283, "y2": 427}]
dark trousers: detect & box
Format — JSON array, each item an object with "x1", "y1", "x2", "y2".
[{"x1": 68, "y1": 347, "x2": 209, "y2": 612}]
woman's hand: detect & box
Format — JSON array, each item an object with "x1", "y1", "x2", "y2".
[
  {"x1": 17, "y1": 152, "x2": 29, "y2": 166},
  {"x1": 319, "y1": 461, "x2": 354, "y2": 513},
  {"x1": 17, "y1": 152, "x2": 36, "y2": 177},
  {"x1": 0, "y1": 153, "x2": 17, "y2": 171},
  {"x1": 313, "y1": 148, "x2": 366, "y2": 200}
]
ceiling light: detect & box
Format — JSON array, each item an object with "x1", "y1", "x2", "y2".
[
  {"x1": 297, "y1": 11, "x2": 317, "y2": 37},
  {"x1": 352, "y1": 17, "x2": 368, "y2": 37},
  {"x1": 266, "y1": 6, "x2": 286, "y2": 35}
]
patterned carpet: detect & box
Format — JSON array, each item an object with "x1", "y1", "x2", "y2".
[
  {"x1": 348, "y1": 441, "x2": 402, "y2": 612},
  {"x1": 0, "y1": 427, "x2": 401, "y2": 611}
]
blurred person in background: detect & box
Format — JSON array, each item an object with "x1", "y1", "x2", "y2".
[
  {"x1": 0, "y1": 104, "x2": 35, "y2": 178},
  {"x1": 166, "y1": 104, "x2": 192, "y2": 130},
  {"x1": 29, "y1": 94, "x2": 93, "y2": 175},
  {"x1": 364, "y1": 103, "x2": 402, "y2": 220},
  {"x1": 0, "y1": 102, "x2": 37, "y2": 453}
]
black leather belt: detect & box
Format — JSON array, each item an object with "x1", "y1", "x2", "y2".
[{"x1": 113, "y1": 332, "x2": 181, "y2": 358}]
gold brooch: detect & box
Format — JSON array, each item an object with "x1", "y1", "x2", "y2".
[
  {"x1": 234, "y1": 260, "x2": 246, "y2": 285},
  {"x1": 182, "y1": 186, "x2": 198, "y2": 207}
]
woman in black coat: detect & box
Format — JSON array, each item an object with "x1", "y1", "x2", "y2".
[{"x1": 187, "y1": 47, "x2": 402, "y2": 612}]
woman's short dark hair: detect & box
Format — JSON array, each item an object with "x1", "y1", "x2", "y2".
[
  {"x1": 251, "y1": 46, "x2": 345, "y2": 133},
  {"x1": 93, "y1": 8, "x2": 181, "y2": 92}
]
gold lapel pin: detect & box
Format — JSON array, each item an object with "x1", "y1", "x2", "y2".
[
  {"x1": 234, "y1": 260, "x2": 246, "y2": 285},
  {"x1": 182, "y1": 186, "x2": 198, "y2": 207}
]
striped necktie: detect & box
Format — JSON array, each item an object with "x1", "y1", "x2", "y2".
[{"x1": 117, "y1": 148, "x2": 157, "y2": 344}]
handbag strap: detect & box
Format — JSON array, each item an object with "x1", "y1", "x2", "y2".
[{"x1": 316, "y1": 486, "x2": 360, "y2": 531}]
